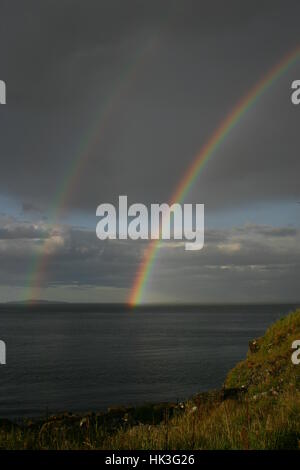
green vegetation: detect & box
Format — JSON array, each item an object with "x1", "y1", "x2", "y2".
[{"x1": 0, "y1": 309, "x2": 299, "y2": 450}]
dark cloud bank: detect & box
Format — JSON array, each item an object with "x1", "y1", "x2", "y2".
[{"x1": 0, "y1": 1, "x2": 299, "y2": 301}]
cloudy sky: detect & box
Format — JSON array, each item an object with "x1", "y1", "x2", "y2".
[{"x1": 0, "y1": 0, "x2": 299, "y2": 303}]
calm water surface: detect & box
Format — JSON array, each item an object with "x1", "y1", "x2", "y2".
[{"x1": 0, "y1": 304, "x2": 298, "y2": 418}]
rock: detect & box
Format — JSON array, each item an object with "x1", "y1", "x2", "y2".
[
  {"x1": 249, "y1": 339, "x2": 259, "y2": 353},
  {"x1": 222, "y1": 387, "x2": 247, "y2": 400}
]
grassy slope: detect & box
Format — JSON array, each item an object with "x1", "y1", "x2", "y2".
[{"x1": 1, "y1": 309, "x2": 299, "y2": 449}]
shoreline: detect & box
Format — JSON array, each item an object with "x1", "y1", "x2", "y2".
[{"x1": 0, "y1": 309, "x2": 299, "y2": 450}]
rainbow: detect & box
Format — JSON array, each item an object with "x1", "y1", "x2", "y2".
[
  {"x1": 24, "y1": 35, "x2": 161, "y2": 301},
  {"x1": 128, "y1": 45, "x2": 300, "y2": 307}
]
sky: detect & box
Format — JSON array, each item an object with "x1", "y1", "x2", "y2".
[{"x1": 0, "y1": 0, "x2": 299, "y2": 303}]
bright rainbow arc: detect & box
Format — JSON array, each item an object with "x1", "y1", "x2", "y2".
[{"x1": 128, "y1": 45, "x2": 300, "y2": 307}]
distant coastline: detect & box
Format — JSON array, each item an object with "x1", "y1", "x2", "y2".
[{"x1": 1, "y1": 300, "x2": 300, "y2": 312}]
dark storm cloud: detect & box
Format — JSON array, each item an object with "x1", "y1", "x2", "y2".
[
  {"x1": 0, "y1": 217, "x2": 50, "y2": 239},
  {"x1": 0, "y1": 218, "x2": 141, "y2": 288},
  {"x1": 0, "y1": 217, "x2": 299, "y2": 303},
  {"x1": 21, "y1": 202, "x2": 42, "y2": 214},
  {"x1": 0, "y1": 225, "x2": 47, "y2": 240},
  {"x1": 0, "y1": 1, "x2": 300, "y2": 302},
  {"x1": 145, "y1": 224, "x2": 300, "y2": 302},
  {"x1": 0, "y1": 1, "x2": 300, "y2": 214}
]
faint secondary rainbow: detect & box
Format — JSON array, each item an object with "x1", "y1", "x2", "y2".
[
  {"x1": 24, "y1": 34, "x2": 161, "y2": 301},
  {"x1": 128, "y1": 45, "x2": 300, "y2": 307}
]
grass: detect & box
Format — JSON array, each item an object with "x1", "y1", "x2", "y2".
[{"x1": 0, "y1": 309, "x2": 299, "y2": 450}]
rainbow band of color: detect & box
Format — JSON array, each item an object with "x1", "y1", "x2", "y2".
[
  {"x1": 25, "y1": 6, "x2": 180, "y2": 301},
  {"x1": 24, "y1": 35, "x2": 161, "y2": 301},
  {"x1": 128, "y1": 46, "x2": 300, "y2": 307}
]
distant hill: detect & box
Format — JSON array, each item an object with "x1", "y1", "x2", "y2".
[{"x1": 5, "y1": 299, "x2": 69, "y2": 305}]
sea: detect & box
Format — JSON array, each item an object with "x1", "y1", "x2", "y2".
[{"x1": 0, "y1": 303, "x2": 298, "y2": 419}]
